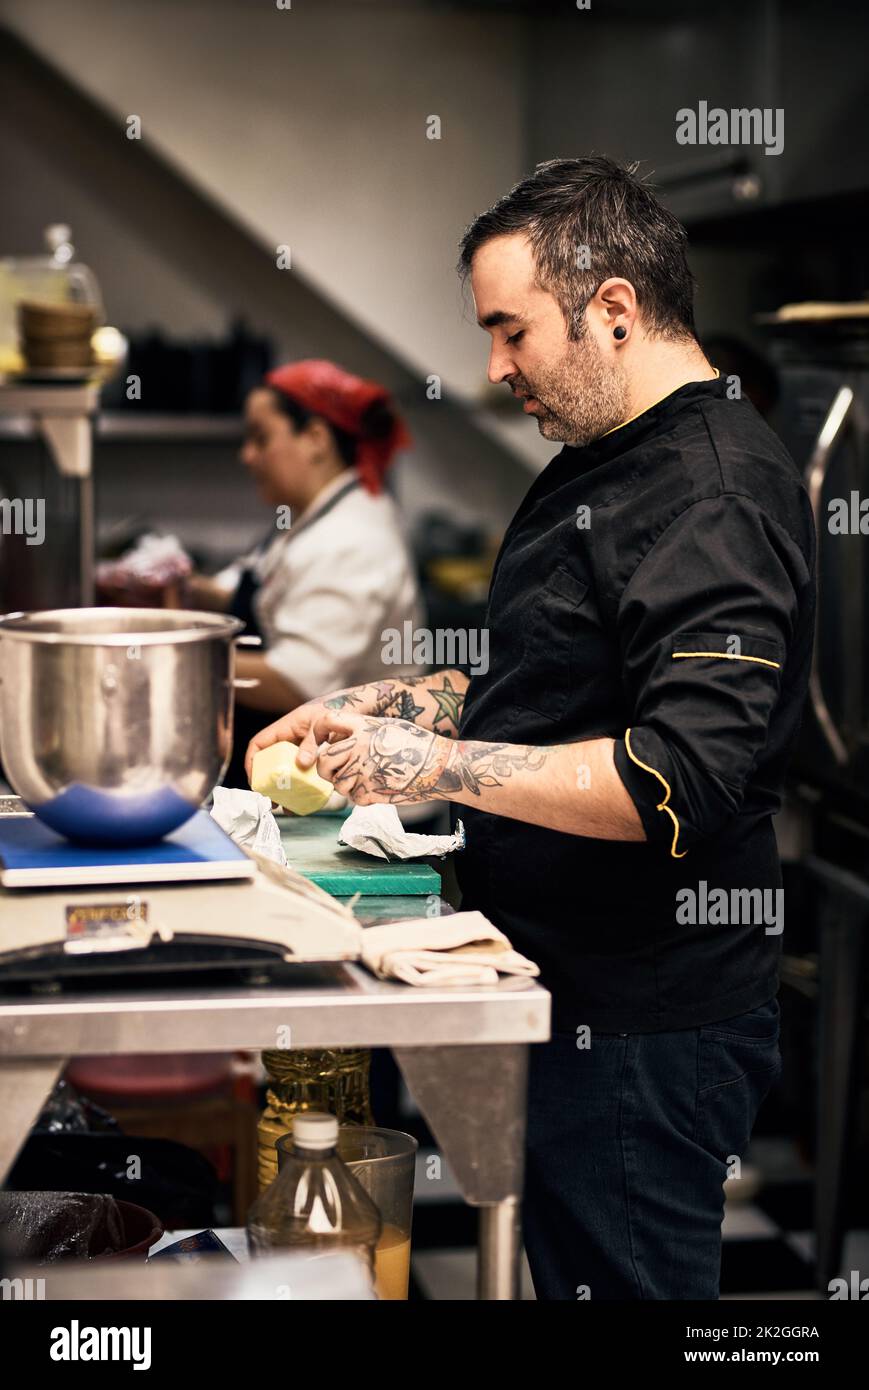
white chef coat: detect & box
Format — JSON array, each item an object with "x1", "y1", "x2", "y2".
[{"x1": 216, "y1": 471, "x2": 425, "y2": 700}]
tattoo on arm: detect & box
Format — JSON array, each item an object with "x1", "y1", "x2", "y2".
[
  {"x1": 370, "y1": 682, "x2": 406, "y2": 717},
  {"x1": 323, "y1": 690, "x2": 366, "y2": 712},
  {"x1": 427, "y1": 675, "x2": 465, "y2": 736},
  {"x1": 367, "y1": 720, "x2": 452, "y2": 800},
  {"x1": 325, "y1": 718, "x2": 449, "y2": 803},
  {"x1": 394, "y1": 689, "x2": 426, "y2": 722},
  {"x1": 324, "y1": 716, "x2": 552, "y2": 806},
  {"x1": 363, "y1": 672, "x2": 467, "y2": 737},
  {"x1": 441, "y1": 740, "x2": 551, "y2": 797},
  {"x1": 326, "y1": 682, "x2": 420, "y2": 720}
]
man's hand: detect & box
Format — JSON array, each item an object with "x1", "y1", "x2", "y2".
[
  {"x1": 248, "y1": 703, "x2": 645, "y2": 838},
  {"x1": 308, "y1": 723, "x2": 645, "y2": 840},
  {"x1": 308, "y1": 712, "x2": 455, "y2": 804},
  {"x1": 242, "y1": 671, "x2": 470, "y2": 784},
  {"x1": 243, "y1": 687, "x2": 377, "y2": 783}
]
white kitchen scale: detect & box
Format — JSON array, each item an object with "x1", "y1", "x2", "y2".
[{"x1": 0, "y1": 800, "x2": 361, "y2": 976}]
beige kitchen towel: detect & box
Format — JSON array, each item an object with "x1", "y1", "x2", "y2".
[{"x1": 360, "y1": 910, "x2": 540, "y2": 987}]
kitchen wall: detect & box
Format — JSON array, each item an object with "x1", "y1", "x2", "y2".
[
  {"x1": 0, "y1": 0, "x2": 526, "y2": 401},
  {"x1": 523, "y1": 0, "x2": 869, "y2": 343},
  {"x1": 0, "y1": 5, "x2": 545, "y2": 558},
  {"x1": 4, "y1": 0, "x2": 867, "y2": 560}
]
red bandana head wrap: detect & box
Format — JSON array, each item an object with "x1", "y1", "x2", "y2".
[{"x1": 265, "y1": 359, "x2": 411, "y2": 495}]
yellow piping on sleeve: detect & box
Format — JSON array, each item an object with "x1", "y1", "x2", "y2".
[
  {"x1": 672, "y1": 650, "x2": 781, "y2": 670},
  {"x1": 624, "y1": 727, "x2": 688, "y2": 859}
]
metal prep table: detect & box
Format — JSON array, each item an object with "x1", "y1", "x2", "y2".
[{"x1": 0, "y1": 815, "x2": 551, "y2": 1300}]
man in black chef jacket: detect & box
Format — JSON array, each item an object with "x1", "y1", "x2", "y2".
[{"x1": 248, "y1": 156, "x2": 816, "y2": 1300}]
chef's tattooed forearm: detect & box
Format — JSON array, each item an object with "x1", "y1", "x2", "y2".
[
  {"x1": 322, "y1": 718, "x2": 551, "y2": 805},
  {"x1": 323, "y1": 682, "x2": 425, "y2": 722},
  {"x1": 343, "y1": 670, "x2": 468, "y2": 737},
  {"x1": 441, "y1": 739, "x2": 551, "y2": 797},
  {"x1": 426, "y1": 675, "x2": 465, "y2": 735},
  {"x1": 323, "y1": 718, "x2": 453, "y2": 802},
  {"x1": 323, "y1": 689, "x2": 367, "y2": 712},
  {"x1": 369, "y1": 720, "x2": 453, "y2": 800},
  {"x1": 368, "y1": 682, "x2": 425, "y2": 722}
]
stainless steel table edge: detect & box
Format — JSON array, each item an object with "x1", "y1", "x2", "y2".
[{"x1": 0, "y1": 966, "x2": 550, "y2": 1053}]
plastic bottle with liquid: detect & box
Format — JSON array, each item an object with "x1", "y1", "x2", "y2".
[{"x1": 246, "y1": 1112, "x2": 382, "y2": 1278}]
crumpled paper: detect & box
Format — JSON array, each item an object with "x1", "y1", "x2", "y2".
[
  {"x1": 338, "y1": 803, "x2": 465, "y2": 861},
  {"x1": 210, "y1": 786, "x2": 288, "y2": 866}
]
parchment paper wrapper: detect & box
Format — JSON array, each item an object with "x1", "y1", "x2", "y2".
[{"x1": 338, "y1": 803, "x2": 465, "y2": 860}]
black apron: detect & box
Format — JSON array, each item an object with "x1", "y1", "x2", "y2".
[{"x1": 222, "y1": 476, "x2": 361, "y2": 788}]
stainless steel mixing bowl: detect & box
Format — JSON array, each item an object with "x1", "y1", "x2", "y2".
[{"x1": 0, "y1": 608, "x2": 246, "y2": 845}]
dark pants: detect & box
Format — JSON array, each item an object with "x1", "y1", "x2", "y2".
[{"x1": 522, "y1": 997, "x2": 782, "y2": 1300}]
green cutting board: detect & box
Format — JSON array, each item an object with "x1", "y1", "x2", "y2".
[{"x1": 279, "y1": 813, "x2": 441, "y2": 897}]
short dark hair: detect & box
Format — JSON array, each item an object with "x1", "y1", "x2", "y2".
[
  {"x1": 267, "y1": 388, "x2": 396, "y2": 470},
  {"x1": 458, "y1": 155, "x2": 697, "y2": 342}
]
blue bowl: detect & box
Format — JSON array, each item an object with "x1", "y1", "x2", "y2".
[{"x1": 29, "y1": 783, "x2": 197, "y2": 847}]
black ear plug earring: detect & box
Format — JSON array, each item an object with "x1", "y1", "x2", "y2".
[{"x1": 613, "y1": 326, "x2": 627, "y2": 340}]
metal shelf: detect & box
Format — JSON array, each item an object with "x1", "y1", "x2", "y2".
[
  {"x1": 0, "y1": 413, "x2": 243, "y2": 443},
  {"x1": 98, "y1": 414, "x2": 243, "y2": 441}
]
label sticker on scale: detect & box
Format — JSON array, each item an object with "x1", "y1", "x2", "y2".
[{"x1": 64, "y1": 898, "x2": 152, "y2": 954}]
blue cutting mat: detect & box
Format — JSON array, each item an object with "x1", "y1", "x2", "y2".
[{"x1": 0, "y1": 810, "x2": 254, "y2": 888}]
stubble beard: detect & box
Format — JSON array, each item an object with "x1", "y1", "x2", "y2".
[{"x1": 527, "y1": 332, "x2": 630, "y2": 447}]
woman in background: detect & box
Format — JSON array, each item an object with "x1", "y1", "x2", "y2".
[{"x1": 189, "y1": 359, "x2": 423, "y2": 787}]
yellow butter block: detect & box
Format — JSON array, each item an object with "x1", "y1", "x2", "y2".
[{"x1": 250, "y1": 740, "x2": 334, "y2": 815}]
